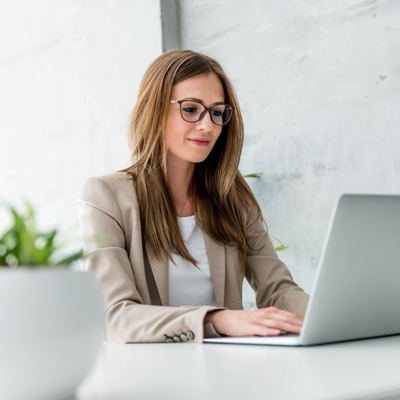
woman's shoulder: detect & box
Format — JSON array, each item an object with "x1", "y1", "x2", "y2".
[
  {"x1": 78, "y1": 171, "x2": 138, "y2": 214},
  {"x1": 84, "y1": 171, "x2": 133, "y2": 188}
]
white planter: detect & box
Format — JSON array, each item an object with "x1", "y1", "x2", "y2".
[{"x1": 0, "y1": 268, "x2": 105, "y2": 400}]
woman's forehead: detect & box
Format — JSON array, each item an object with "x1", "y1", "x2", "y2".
[{"x1": 171, "y1": 73, "x2": 225, "y2": 103}]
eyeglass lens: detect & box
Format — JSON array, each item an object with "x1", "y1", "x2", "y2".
[{"x1": 180, "y1": 100, "x2": 232, "y2": 126}]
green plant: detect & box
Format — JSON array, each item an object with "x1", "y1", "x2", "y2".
[
  {"x1": 0, "y1": 203, "x2": 83, "y2": 267},
  {"x1": 243, "y1": 172, "x2": 263, "y2": 179},
  {"x1": 271, "y1": 236, "x2": 288, "y2": 252}
]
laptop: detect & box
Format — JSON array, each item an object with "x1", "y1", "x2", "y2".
[{"x1": 204, "y1": 194, "x2": 400, "y2": 346}]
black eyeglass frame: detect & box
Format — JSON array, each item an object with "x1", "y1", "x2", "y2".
[{"x1": 170, "y1": 99, "x2": 234, "y2": 126}]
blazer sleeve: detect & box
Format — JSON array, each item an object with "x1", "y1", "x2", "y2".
[
  {"x1": 77, "y1": 175, "x2": 221, "y2": 343},
  {"x1": 244, "y1": 207, "x2": 309, "y2": 315}
]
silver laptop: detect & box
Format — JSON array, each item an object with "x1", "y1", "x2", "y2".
[{"x1": 204, "y1": 194, "x2": 400, "y2": 346}]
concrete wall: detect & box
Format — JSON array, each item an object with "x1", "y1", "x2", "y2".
[
  {"x1": 0, "y1": 0, "x2": 162, "y2": 231},
  {"x1": 2, "y1": 0, "x2": 399, "y2": 304},
  {"x1": 179, "y1": 0, "x2": 400, "y2": 297}
]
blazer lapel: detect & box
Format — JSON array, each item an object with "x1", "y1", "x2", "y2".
[
  {"x1": 204, "y1": 234, "x2": 226, "y2": 307},
  {"x1": 145, "y1": 243, "x2": 169, "y2": 306}
]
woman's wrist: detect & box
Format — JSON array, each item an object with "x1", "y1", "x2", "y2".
[
  {"x1": 204, "y1": 309, "x2": 229, "y2": 330},
  {"x1": 204, "y1": 310, "x2": 217, "y2": 324}
]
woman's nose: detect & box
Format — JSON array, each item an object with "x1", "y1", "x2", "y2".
[{"x1": 196, "y1": 111, "x2": 214, "y2": 131}]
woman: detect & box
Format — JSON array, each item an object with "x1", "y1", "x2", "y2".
[{"x1": 78, "y1": 50, "x2": 309, "y2": 343}]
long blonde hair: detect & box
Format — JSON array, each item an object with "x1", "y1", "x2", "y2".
[{"x1": 123, "y1": 50, "x2": 261, "y2": 269}]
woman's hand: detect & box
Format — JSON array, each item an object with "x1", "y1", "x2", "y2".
[{"x1": 204, "y1": 307, "x2": 304, "y2": 337}]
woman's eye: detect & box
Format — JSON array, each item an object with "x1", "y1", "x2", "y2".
[
  {"x1": 211, "y1": 109, "x2": 223, "y2": 117},
  {"x1": 182, "y1": 107, "x2": 198, "y2": 114}
]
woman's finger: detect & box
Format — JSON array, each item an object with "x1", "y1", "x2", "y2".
[
  {"x1": 250, "y1": 309, "x2": 304, "y2": 334},
  {"x1": 257, "y1": 307, "x2": 304, "y2": 325},
  {"x1": 253, "y1": 325, "x2": 282, "y2": 337},
  {"x1": 256, "y1": 318, "x2": 302, "y2": 334}
]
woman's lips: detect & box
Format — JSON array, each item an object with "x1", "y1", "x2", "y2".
[{"x1": 188, "y1": 138, "x2": 210, "y2": 147}]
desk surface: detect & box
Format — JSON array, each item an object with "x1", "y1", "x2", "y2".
[{"x1": 77, "y1": 336, "x2": 400, "y2": 400}]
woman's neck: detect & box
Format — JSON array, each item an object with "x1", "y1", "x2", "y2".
[{"x1": 167, "y1": 156, "x2": 195, "y2": 217}]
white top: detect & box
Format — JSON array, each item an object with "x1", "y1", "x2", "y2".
[{"x1": 168, "y1": 216, "x2": 217, "y2": 307}]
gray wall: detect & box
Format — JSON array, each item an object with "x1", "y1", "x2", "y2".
[
  {"x1": 2, "y1": 1, "x2": 399, "y2": 303},
  {"x1": 0, "y1": 0, "x2": 162, "y2": 230},
  {"x1": 178, "y1": 0, "x2": 400, "y2": 295}
]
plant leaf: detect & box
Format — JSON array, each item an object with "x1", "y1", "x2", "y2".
[
  {"x1": 54, "y1": 249, "x2": 85, "y2": 266},
  {"x1": 0, "y1": 203, "x2": 84, "y2": 267},
  {"x1": 243, "y1": 172, "x2": 263, "y2": 179}
]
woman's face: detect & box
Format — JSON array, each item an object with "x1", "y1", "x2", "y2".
[{"x1": 165, "y1": 73, "x2": 225, "y2": 168}]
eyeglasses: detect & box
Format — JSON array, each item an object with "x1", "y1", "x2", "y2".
[{"x1": 170, "y1": 99, "x2": 233, "y2": 126}]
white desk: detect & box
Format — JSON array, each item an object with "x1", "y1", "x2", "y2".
[{"x1": 77, "y1": 336, "x2": 400, "y2": 400}]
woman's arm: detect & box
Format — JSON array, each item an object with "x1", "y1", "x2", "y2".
[
  {"x1": 203, "y1": 204, "x2": 309, "y2": 338},
  {"x1": 78, "y1": 175, "x2": 221, "y2": 343},
  {"x1": 244, "y1": 206, "x2": 309, "y2": 315}
]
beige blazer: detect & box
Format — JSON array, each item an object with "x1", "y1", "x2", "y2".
[{"x1": 78, "y1": 172, "x2": 309, "y2": 343}]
